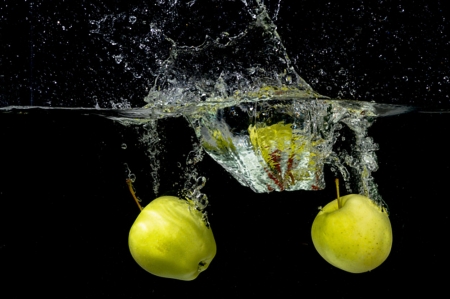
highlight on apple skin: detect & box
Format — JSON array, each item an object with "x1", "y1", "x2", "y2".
[
  {"x1": 311, "y1": 194, "x2": 393, "y2": 273},
  {"x1": 128, "y1": 196, "x2": 216, "y2": 281}
]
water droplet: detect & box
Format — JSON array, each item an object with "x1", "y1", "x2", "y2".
[{"x1": 114, "y1": 55, "x2": 123, "y2": 64}]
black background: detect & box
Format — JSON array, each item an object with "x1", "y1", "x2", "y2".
[{"x1": 1, "y1": 1, "x2": 450, "y2": 298}]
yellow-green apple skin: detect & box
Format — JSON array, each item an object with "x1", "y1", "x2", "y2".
[
  {"x1": 128, "y1": 196, "x2": 216, "y2": 281},
  {"x1": 311, "y1": 194, "x2": 392, "y2": 273}
]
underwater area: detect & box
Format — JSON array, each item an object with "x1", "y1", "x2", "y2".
[{"x1": 1, "y1": 0, "x2": 450, "y2": 297}]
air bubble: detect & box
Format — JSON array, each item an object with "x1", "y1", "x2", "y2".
[{"x1": 129, "y1": 173, "x2": 136, "y2": 183}]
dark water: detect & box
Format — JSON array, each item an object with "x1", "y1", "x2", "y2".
[
  {"x1": 1, "y1": 0, "x2": 450, "y2": 297},
  {"x1": 0, "y1": 110, "x2": 449, "y2": 297}
]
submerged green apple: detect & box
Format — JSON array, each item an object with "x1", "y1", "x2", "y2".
[
  {"x1": 128, "y1": 196, "x2": 216, "y2": 280},
  {"x1": 311, "y1": 184, "x2": 392, "y2": 273}
]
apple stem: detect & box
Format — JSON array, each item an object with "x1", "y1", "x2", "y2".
[
  {"x1": 126, "y1": 179, "x2": 143, "y2": 211},
  {"x1": 335, "y1": 178, "x2": 342, "y2": 209}
]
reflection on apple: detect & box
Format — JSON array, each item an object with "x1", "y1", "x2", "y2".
[
  {"x1": 128, "y1": 196, "x2": 216, "y2": 280},
  {"x1": 311, "y1": 180, "x2": 393, "y2": 273}
]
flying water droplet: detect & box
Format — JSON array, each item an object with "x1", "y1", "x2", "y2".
[{"x1": 114, "y1": 55, "x2": 123, "y2": 64}]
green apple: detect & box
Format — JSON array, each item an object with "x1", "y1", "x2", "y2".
[
  {"x1": 311, "y1": 193, "x2": 393, "y2": 273},
  {"x1": 248, "y1": 122, "x2": 320, "y2": 190},
  {"x1": 128, "y1": 196, "x2": 216, "y2": 280}
]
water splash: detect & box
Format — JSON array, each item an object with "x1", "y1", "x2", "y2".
[
  {"x1": 184, "y1": 95, "x2": 386, "y2": 207},
  {"x1": 4, "y1": 0, "x2": 421, "y2": 210},
  {"x1": 90, "y1": 0, "x2": 316, "y2": 111},
  {"x1": 143, "y1": 2, "x2": 315, "y2": 112}
]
